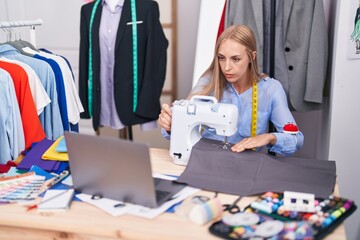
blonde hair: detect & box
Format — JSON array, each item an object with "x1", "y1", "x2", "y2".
[{"x1": 191, "y1": 25, "x2": 264, "y2": 100}]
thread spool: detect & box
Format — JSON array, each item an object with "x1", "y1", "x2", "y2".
[{"x1": 188, "y1": 197, "x2": 223, "y2": 225}]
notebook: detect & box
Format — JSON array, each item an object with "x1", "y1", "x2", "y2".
[
  {"x1": 64, "y1": 131, "x2": 185, "y2": 208},
  {"x1": 38, "y1": 189, "x2": 74, "y2": 211}
]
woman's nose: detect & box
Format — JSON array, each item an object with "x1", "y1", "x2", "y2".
[{"x1": 224, "y1": 60, "x2": 232, "y2": 70}]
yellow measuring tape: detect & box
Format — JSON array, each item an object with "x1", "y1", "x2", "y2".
[{"x1": 251, "y1": 80, "x2": 258, "y2": 137}]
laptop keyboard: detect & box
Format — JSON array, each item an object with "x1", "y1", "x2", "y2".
[
  {"x1": 155, "y1": 189, "x2": 171, "y2": 203},
  {"x1": 153, "y1": 178, "x2": 172, "y2": 203},
  {"x1": 154, "y1": 177, "x2": 162, "y2": 186}
]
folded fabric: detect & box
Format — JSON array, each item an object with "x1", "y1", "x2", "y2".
[
  {"x1": 56, "y1": 136, "x2": 67, "y2": 152},
  {"x1": 177, "y1": 138, "x2": 336, "y2": 199},
  {"x1": 42, "y1": 136, "x2": 69, "y2": 161},
  {"x1": 17, "y1": 139, "x2": 58, "y2": 171}
]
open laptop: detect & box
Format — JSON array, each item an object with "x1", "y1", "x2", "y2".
[{"x1": 64, "y1": 131, "x2": 185, "y2": 208}]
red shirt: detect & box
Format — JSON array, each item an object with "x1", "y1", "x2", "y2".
[{"x1": 0, "y1": 60, "x2": 45, "y2": 149}]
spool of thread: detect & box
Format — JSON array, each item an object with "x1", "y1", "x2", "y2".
[{"x1": 188, "y1": 197, "x2": 223, "y2": 225}]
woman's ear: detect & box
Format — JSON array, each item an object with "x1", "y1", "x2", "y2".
[{"x1": 252, "y1": 51, "x2": 257, "y2": 61}]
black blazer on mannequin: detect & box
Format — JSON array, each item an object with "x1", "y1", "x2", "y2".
[{"x1": 79, "y1": 0, "x2": 168, "y2": 131}]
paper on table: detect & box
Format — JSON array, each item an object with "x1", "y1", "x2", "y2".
[
  {"x1": 38, "y1": 189, "x2": 74, "y2": 211},
  {"x1": 76, "y1": 193, "x2": 135, "y2": 217},
  {"x1": 76, "y1": 173, "x2": 200, "y2": 219},
  {"x1": 61, "y1": 174, "x2": 73, "y2": 187},
  {"x1": 128, "y1": 185, "x2": 200, "y2": 219}
]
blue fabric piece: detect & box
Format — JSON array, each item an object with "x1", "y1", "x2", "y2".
[
  {"x1": 56, "y1": 137, "x2": 67, "y2": 153},
  {"x1": 52, "y1": 162, "x2": 69, "y2": 174},
  {"x1": 29, "y1": 165, "x2": 54, "y2": 180}
]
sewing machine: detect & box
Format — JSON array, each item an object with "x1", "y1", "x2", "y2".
[{"x1": 170, "y1": 96, "x2": 238, "y2": 165}]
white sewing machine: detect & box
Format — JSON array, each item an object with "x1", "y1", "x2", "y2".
[{"x1": 170, "y1": 96, "x2": 238, "y2": 165}]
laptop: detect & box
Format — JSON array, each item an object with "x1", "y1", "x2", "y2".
[{"x1": 64, "y1": 131, "x2": 185, "y2": 208}]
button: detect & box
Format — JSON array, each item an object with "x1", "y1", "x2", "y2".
[
  {"x1": 108, "y1": 29, "x2": 111, "y2": 33},
  {"x1": 288, "y1": 65, "x2": 294, "y2": 71},
  {"x1": 285, "y1": 47, "x2": 290, "y2": 52}
]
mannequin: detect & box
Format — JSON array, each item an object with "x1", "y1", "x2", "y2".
[{"x1": 78, "y1": 0, "x2": 168, "y2": 135}]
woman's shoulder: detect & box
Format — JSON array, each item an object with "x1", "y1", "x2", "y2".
[{"x1": 260, "y1": 76, "x2": 283, "y2": 89}]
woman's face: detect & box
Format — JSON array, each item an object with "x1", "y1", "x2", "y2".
[{"x1": 218, "y1": 38, "x2": 253, "y2": 84}]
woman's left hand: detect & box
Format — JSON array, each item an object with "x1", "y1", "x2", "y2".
[{"x1": 231, "y1": 134, "x2": 277, "y2": 153}]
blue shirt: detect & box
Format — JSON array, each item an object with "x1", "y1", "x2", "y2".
[
  {"x1": 162, "y1": 77, "x2": 304, "y2": 156},
  {"x1": 0, "y1": 69, "x2": 25, "y2": 163},
  {"x1": 33, "y1": 54, "x2": 69, "y2": 132}
]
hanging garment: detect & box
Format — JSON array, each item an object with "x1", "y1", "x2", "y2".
[
  {"x1": 0, "y1": 58, "x2": 51, "y2": 115},
  {"x1": 79, "y1": 0, "x2": 168, "y2": 131},
  {"x1": 0, "y1": 44, "x2": 63, "y2": 140},
  {"x1": 225, "y1": 0, "x2": 328, "y2": 111},
  {"x1": 177, "y1": 138, "x2": 336, "y2": 199},
  {"x1": 22, "y1": 46, "x2": 84, "y2": 126},
  {"x1": 274, "y1": 0, "x2": 328, "y2": 112},
  {"x1": 0, "y1": 60, "x2": 46, "y2": 149},
  {"x1": 226, "y1": 0, "x2": 264, "y2": 73},
  {"x1": 0, "y1": 69, "x2": 25, "y2": 164}
]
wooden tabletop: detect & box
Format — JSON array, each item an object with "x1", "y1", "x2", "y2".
[{"x1": 0, "y1": 148, "x2": 346, "y2": 239}]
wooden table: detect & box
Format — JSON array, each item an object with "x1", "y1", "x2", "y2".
[{"x1": 0, "y1": 148, "x2": 346, "y2": 239}]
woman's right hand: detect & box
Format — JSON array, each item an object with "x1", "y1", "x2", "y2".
[{"x1": 158, "y1": 103, "x2": 172, "y2": 132}]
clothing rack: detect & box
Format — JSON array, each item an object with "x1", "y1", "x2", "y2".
[{"x1": 0, "y1": 19, "x2": 43, "y2": 47}]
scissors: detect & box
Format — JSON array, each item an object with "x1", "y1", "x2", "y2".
[{"x1": 222, "y1": 196, "x2": 242, "y2": 214}]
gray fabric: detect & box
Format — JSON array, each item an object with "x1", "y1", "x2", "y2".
[{"x1": 177, "y1": 138, "x2": 336, "y2": 198}]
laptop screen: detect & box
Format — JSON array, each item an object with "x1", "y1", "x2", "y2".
[{"x1": 64, "y1": 131, "x2": 162, "y2": 208}]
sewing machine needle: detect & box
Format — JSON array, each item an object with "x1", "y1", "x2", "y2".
[{"x1": 223, "y1": 136, "x2": 229, "y2": 150}]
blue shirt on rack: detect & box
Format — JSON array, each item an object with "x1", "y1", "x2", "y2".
[
  {"x1": 0, "y1": 69, "x2": 25, "y2": 163},
  {"x1": 162, "y1": 76, "x2": 304, "y2": 156}
]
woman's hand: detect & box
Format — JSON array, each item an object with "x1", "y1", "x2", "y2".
[
  {"x1": 158, "y1": 103, "x2": 172, "y2": 132},
  {"x1": 231, "y1": 133, "x2": 277, "y2": 153}
]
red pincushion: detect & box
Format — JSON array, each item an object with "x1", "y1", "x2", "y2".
[{"x1": 283, "y1": 123, "x2": 299, "y2": 134}]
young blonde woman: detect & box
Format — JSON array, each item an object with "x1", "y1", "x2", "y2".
[{"x1": 159, "y1": 25, "x2": 304, "y2": 156}]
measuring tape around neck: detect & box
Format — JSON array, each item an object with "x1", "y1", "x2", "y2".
[
  {"x1": 251, "y1": 80, "x2": 258, "y2": 137},
  {"x1": 130, "y1": 0, "x2": 138, "y2": 112},
  {"x1": 89, "y1": 0, "x2": 139, "y2": 115},
  {"x1": 88, "y1": 0, "x2": 101, "y2": 117}
]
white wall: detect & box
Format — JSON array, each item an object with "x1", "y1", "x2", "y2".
[
  {"x1": 177, "y1": 0, "x2": 200, "y2": 99},
  {"x1": 328, "y1": 1, "x2": 360, "y2": 239}
]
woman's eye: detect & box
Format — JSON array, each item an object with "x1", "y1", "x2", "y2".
[
  {"x1": 233, "y1": 58, "x2": 240, "y2": 62},
  {"x1": 218, "y1": 56, "x2": 225, "y2": 61}
]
